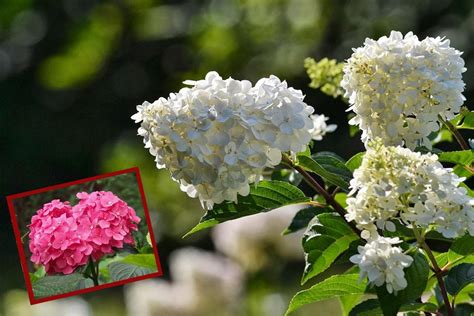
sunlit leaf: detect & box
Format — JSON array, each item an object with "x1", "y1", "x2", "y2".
[
  {"x1": 301, "y1": 213, "x2": 359, "y2": 284},
  {"x1": 184, "y1": 181, "x2": 310, "y2": 237},
  {"x1": 285, "y1": 274, "x2": 367, "y2": 315}
]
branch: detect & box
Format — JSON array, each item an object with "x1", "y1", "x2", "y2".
[
  {"x1": 282, "y1": 154, "x2": 360, "y2": 235},
  {"x1": 439, "y1": 115, "x2": 469, "y2": 150},
  {"x1": 413, "y1": 228, "x2": 453, "y2": 316}
]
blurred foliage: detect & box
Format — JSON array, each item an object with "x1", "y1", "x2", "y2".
[
  {"x1": 2, "y1": 0, "x2": 474, "y2": 315},
  {"x1": 305, "y1": 58, "x2": 344, "y2": 99}
]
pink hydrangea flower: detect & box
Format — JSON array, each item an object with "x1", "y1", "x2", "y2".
[
  {"x1": 28, "y1": 192, "x2": 141, "y2": 275},
  {"x1": 29, "y1": 200, "x2": 91, "y2": 274},
  {"x1": 73, "y1": 191, "x2": 141, "y2": 260}
]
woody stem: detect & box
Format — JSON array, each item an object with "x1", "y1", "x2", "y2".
[
  {"x1": 282, "y1": 154, "x2": 360, "y2": 235},
  {"x1": 412, "y1": 228, "x2": 453, "y2": 316}
]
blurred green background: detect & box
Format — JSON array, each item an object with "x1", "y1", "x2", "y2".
[{"x1": 1, "y1": 0, "x2": 474, "y2": 315}]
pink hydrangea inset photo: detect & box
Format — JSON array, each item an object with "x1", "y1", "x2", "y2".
[{"x1": 6, "y1": 167, "x2": 162, "y2": 304}]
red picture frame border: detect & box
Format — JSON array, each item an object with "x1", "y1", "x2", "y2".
[{"x1": 6, "y1": 167, "x2": 163, "y2": 305}]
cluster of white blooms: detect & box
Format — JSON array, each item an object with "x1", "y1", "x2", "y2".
[
  {"x1": 346, "y1": 140, "x2": 474, "y2": 238},
  {"x1": 132, "y1": 71, "x2": 315, "y2": 209},
  {"x1": 350, "y1": 235, "x2": 413, "y2": 294},
  {"x1": 125, "y1": 248, "x2": 243, "y2": 316},
  {"x1": 212, "y1": 205, "x2": 303, "y2": 271},
  {"x1": 341, "y1": 31, "x2": 466, "y2": 149},
  {"x1": 308, "y1": 114, "x2": 337, "y2": 141}
]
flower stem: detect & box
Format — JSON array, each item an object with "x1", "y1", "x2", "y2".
[
  {"x1": 87, "y1": 257, "x2": 99, "y2": 286},
  {"x1": 412, "y1": 228, "x2": 453, "y2": 316},
  {"x1": 438, "y1": 114, "x2": 469, "y2": 150},
  {"x1": 282, "y1": 154, "x2": 360, "y2": 235}
]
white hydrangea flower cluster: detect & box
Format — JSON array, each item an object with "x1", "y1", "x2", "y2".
[
  {"x1": 132, "y1": 71, "x2": 315, "y2": 209},
  {"x1": 346, "y1": 140, "x2": 474, "y2": 239},
  {"x1": 341, "y1": 31, "x2": 466, "y2": 149},
  {"x1": 308, "y1": 114, "x2": 337, "y2": 141},
  {"x1": 350, "y1": 235, "x2": 413, "y2": 294}
]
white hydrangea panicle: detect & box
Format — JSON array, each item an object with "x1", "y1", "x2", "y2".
[
  {"x1": 350, "y1": 235, "x2": 413, "y2": 294},
  {"x1": 308, "y1": 114, "x2": 337, "y2": 141},
  {"x1": 346, "y1": 140, "x2": 474, "y2": 238},
  {"x1": 132, "y1": 71, "x2": 315, "y2": 209},
  {"x1": 341, "y1": 31, "x2": 466, "y2": 149}
]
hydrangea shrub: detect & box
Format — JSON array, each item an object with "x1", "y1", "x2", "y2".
[{"x1": 134, "y1": 31, "x2": 474, "y2": 315}]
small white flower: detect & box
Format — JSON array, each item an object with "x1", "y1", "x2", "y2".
[
  {"x1": 133, "y1": 71, "x2": 317, "y2": 208},
  {"x1": 350, "y1": 235, "x2": 413, "y2": 293},
  {"x1": 308, "y1": 114, "x2": 337, "y2": 141},
  {"x1": 341, "y1": 31, "x2": 466, "y2": 149},
  {"x1": 346, "y1": 140, "x2": 474, "y2": 238}
]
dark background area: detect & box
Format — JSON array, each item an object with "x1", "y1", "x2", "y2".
[{"x1": 1, "y1": 0, "x2": 473, "y2": 314}]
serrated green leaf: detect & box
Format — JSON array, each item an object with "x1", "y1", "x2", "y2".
[
  {"x1": 438, "y1": 150, "x2": 474, "y2": 166},
  {"x1": 32, "y1": 273, "x2": 93, "y2": 298},
  {"x1": 296, "y1": 154, "x2": 350, "y2": 191},
  {"x1": 302, "y1": 213, "x2": 359, "y2": 284},
  {"x1": 445, "y1": 263, "x2": 474, "y2": 296},
  {"x1": 285, "y1": 273, "x2": 367, "y2": 315},
  {"x1": 282, "y1": 206, "x2": 331, "y2": 235},
  {"x1": 376, "y1": 252, "x2": 430, "y2": 316},
  {"x1": 184, "y1": 181, "x2": 310, "y2": 237},
  {"x1": 121, "y1": 254, "x2": 158, "y2": 270},
  {"x1": 108, "y1": 262, "x2": 154, "y2": 281},
  {"x1": 346, "y1": 152, "x2": 365, "y2": 172}
]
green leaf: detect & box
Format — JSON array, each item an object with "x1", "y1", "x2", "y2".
[
  {"x1": 184, "y1": 180, "x2": 309, "y2": 237},
  {"x1": 445, "y1": 263, "x2": 474, "y2": 296},
  {"x1": 349, "y1": 299, "x2": 381, "y2": 316},
  {"x1": 296, "y1": 154, "x2": 350, "y2": 191},
  {"x1": 108, "y1": 262, "x2": 154, "y2": 281},
  {"x1": 456, "y1": 111, "x2": 474, "y2": 130},
  {"x1": 431, "y1": 128, "x2": 453, "y2": 145},
  {"x1": 271, "y1": 168, "x2": 303, "y2": 186},
  {"x1": 340, "y1": 294, "x2": 365, "y2": 316},
  {"x1": 285, "y1": 274, "x2": 367, "y2": 315},
  {"x1": 453, "y1": 303, "x2": 474, "y2": 316},
  {"x1": 282, "y1": 206, "x2": 331, "y2": 235},
  {"x1": 349, "y1": 300, "x2": 437, "y2": 316},
  {"x1": 312, "y1": 152, "x2": 353, "y2": 182},
  {"x1": 302, "y1": 213, "x2": 359, "y2": 284},
  {"x1": 334, "y1": 192, "x2": 348, "y2": 208},
  {"x1": 32, "y1": 273, "x2": 93, "y2": 298},
  {"x1": 29, "y1": 266, "x2": 46, "y2": 284},
  {"x1": 121, "y1": 254, "x2": 158, "y2": 270},
  {"x1": 438, "y1": 150, "x2": 474, "y2": 166},
  {"x1": 448, "y1": 236, "x2": 474, "y2": 267},
  {"x1": 376, "y1": 252, "x2": 430, "y2": 316},
  {"x1": 346, "y1": 152, "x2": 365, "y2": 172}
]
